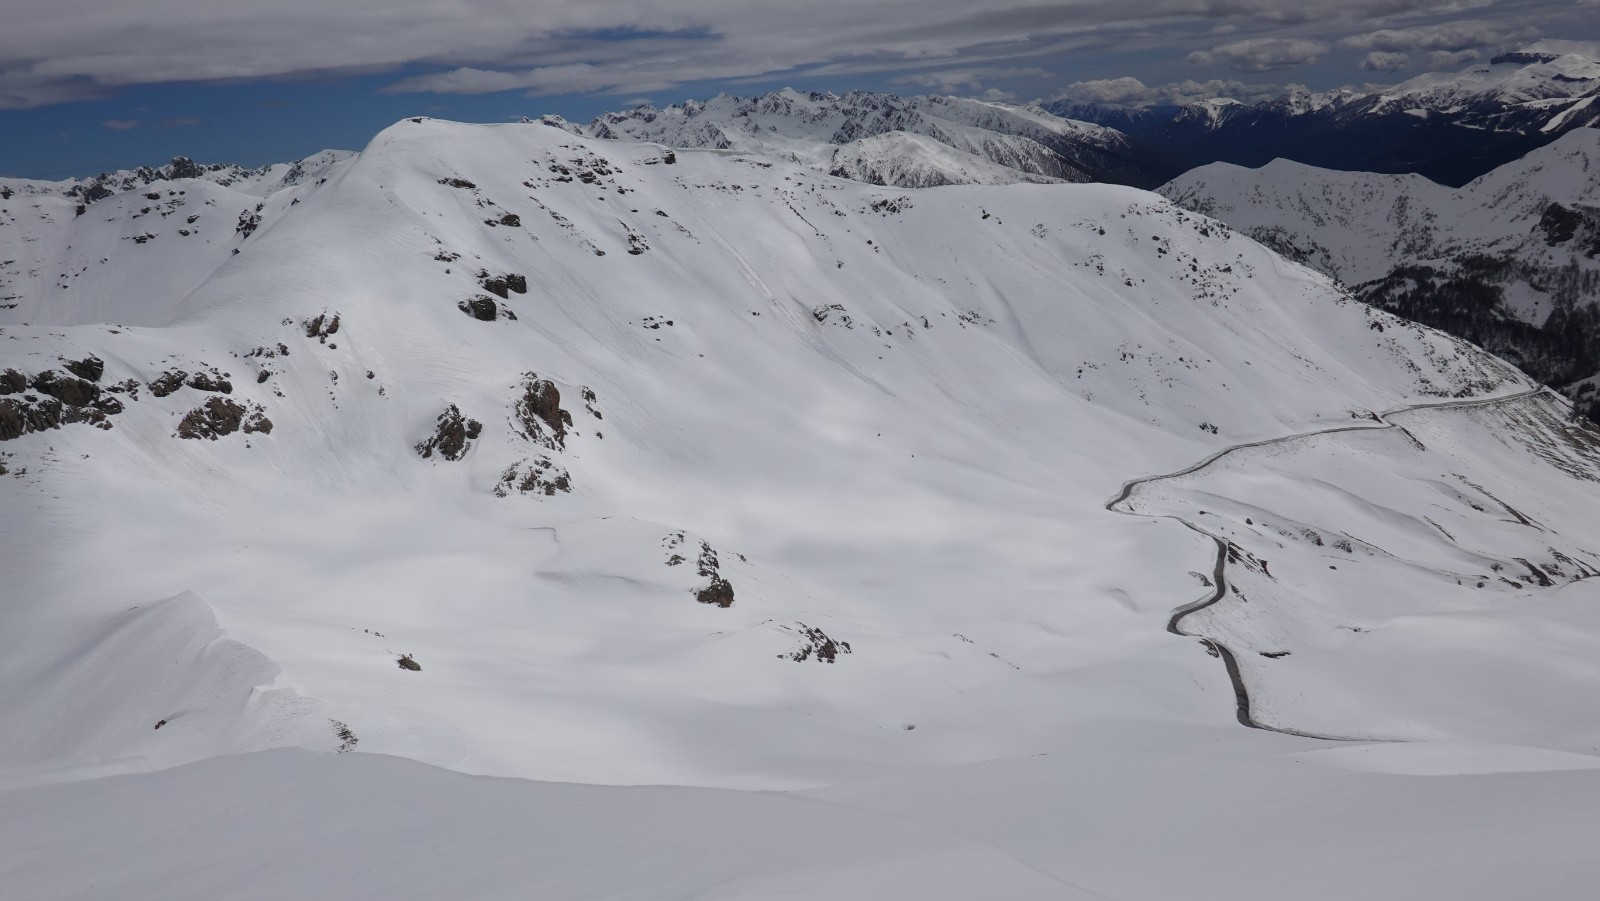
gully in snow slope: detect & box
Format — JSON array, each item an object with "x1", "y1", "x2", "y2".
[{"x1": 1105, "y1": 387, "x2": 1548, "y2": 740}]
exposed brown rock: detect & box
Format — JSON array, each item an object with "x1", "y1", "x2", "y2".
[
  {"x1": 149, "y1": 370, "x2": 187, "y2": 397},
  {"x1": 493, "y1": 456, "x2": 572, "y2": 497},
  {"x1": 30, "y1": 370, "x2": 100, "y2": 407},
  {"x1": 514, "y1": 374, "x2": 568, "y2": 448},
  {"x1": 459, "y1": 296, "x2": 498, "y2": 321},
  {"x1": 62, "y1": 356, "x2": 104, "y2": 381},
  {"x1": 415, "y1": 404, "x2": 482, "y2": 460},
  {"x1": 175, "y1": 397, "x2": 248, "y2": 440}
]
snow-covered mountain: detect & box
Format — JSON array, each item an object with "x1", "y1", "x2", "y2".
[
  {"x1": 5, "y1": 117, "x2": 1600, "y2": 897},
  {"x1": 1057, "y1": 47, "x2": 1600, "y2": 186},
  {"x1": 1161, "y1": 127, "x2": 1600, "y2": 416},
  {"x1": 561, "y1": 88, "x2": 1180, "y2": 188}
]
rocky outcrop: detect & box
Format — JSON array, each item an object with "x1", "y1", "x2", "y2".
[
  {"x1": 781, "y1": 624, "x2": 852, "y2": 663},
  {"x1": 62, "y1": 356, "x2": 104, "y2": 382},
  {"x1": 493, "y1": 456, "x2": 572, "y2": 496},
  {"x1": 304, "y1": 312, "x2": 340, "y2": 343},
  {"x1": 513, "y1": 374, "x2": 569, "y2": 449},
  {"x1": 0, "y1": 367, "x2": 124, "y2": 440},
  {"x1": 478, "y1": 272, "x2": 528, "y2": 299},
  {"x1": 415, "y1": 404, "x2": 482, "y2": 460},
  {"x1": 149, "y1": 368, "x2": 233, "y2": 397},
  {"x1": 694, "y1": 541, "x2": 734, "y2": 608},
  {"x1": 30, "y1": 370, "x2": 99, "y2": 407},
  {"x1": 149, "y1": 371, "x2": 187, "y2": 398},
  {"x1": 175, "y1": 397, "x2": 270, "y2": 440},
  {"x1": 0, "y1": 397, "x2": 65, "y2": 440},
  {"x1": 458, "y1": 295, "x2": 508, "y2": 321}
]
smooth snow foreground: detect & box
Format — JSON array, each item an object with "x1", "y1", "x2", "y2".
[{"x1": 2, "y1": 117, "x2": 1599, "y2": 898}]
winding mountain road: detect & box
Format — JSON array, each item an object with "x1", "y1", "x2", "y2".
[{"x1": 1106, "y1": 385, "x2": 1549, "y2": 739}]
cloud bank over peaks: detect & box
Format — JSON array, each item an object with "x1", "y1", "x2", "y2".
[{"x1": 1051, "y1": 75, "x2": 1305, "y2": 107}]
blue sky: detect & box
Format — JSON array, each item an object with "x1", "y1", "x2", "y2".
[{"x1": 3, "y1": 0, "x2": 1595, "y2": 179}]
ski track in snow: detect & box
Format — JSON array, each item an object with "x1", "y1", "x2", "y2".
[{"x1": 1108, "y1": 386, "x2": 1549, "y2": 740}]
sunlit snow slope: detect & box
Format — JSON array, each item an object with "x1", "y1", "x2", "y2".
[{"x1": 2, "y1": 116, "x2": 1585, "y2": 773}]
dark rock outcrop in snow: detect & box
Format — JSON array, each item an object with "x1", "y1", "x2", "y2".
[
  {"x1": 175, "y1": 397, "x2": 270, "y2": 440},
  {"x1": 513, "y1": 375, "x2": 569, "y2": 449},
  {"x1": 415, "y1": 404, "x2": 482, "y2": 460}
]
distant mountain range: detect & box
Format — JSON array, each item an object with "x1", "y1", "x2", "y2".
[
  {"x1": 546, "y1": 88, "x2": 1184, "y2": 189},
  {"x1": 1053, "y1": 49, "x2": 1600, "y2": 187},
  {"x1": 28, "y1": 48, "x2": 1598, "y2": 207},
  {"x1": 0, "y1": 151, "x2": 355, "y2": 206}
]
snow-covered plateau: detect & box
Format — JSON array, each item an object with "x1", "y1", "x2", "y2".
[{"x1": 2, "y1": 117, "x2": 1599, "y2": 898}]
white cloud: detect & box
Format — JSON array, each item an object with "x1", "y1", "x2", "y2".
[
  {"x1": 1361, "y1": 50, "x2": 1412, "y2": 70},
  {"x1": 100, "y1": 118, "x2": 139, "y2": 130},
  {"x1": 1338, "y1": 20, "x2": 1536, "y2": 53},
  {"x1": 1189, "y1": 38, "x2": 1330, "y2": 72},
  {"x1": 892, "y1": 67, "x2": 1052, "y2": 91},
  {"x1": 1426, "y1": 48, "x2": 1480, "y2": 67},
  {"x1": 1052, "y1": 75, "x2": 1153, "y2": 104}
]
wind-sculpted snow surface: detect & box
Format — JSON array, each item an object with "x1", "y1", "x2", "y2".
[{"x1": 3, "y1": 117, "x2": 1600, "y2": 897}]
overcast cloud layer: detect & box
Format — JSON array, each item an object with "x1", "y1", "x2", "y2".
[{"x1": 2, "y1": 0, "x2": 1596, "y2": 112}]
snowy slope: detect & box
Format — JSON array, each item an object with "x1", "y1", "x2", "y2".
[
  {"x1": 6, "y1": 739, "x2": 1600, "y2": 901},
  {"x1": 569, "y1": 89, "x2": 1178, "y2": 188},
  {"x1": 1161, "y1": 128, "x2": 1600, "y2": 408},
  {"x1": 4, "y1": 117, "x2": 1600, "y2": 895}
]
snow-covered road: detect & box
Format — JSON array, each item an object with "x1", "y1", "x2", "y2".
[{"x1": 1109, "y1": 386, "x2": 1550, "y2": 737}]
